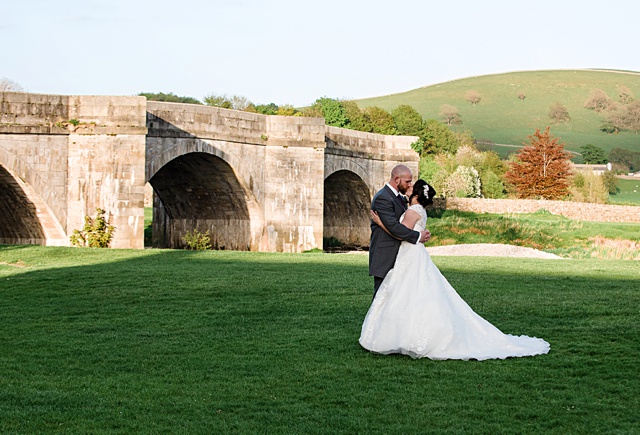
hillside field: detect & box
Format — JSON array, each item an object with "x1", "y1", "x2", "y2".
[{"x1": 357, "y1": 69, "x2": 640, "y2": 157}]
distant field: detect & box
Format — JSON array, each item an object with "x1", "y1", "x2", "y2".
[
  {"x1": 610, "y1": 178, "x2": 640, "y2": 204},
  {"x1": 357, "y1": 69, "x2": 640, "y2": 156}
]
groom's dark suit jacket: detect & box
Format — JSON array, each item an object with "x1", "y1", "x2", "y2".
[{"x1": 369, "y1": 185, "x2": 420, "y2": 280}]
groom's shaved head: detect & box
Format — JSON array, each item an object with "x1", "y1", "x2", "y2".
[
  {"x1": 391, "y1": 165, "x2": 411, "y2": 179},
  {"x1": 389, "y1": 164, "x2": 413, "y2": 194}
]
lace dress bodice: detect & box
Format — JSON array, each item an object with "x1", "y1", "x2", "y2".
[{"x1": 401, "y1": 204, "x2": 427, "y2": 232}]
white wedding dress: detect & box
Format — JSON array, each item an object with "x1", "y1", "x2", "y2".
[{"x1": 360, "y1": 204, "x2": 550, "y2": 360}]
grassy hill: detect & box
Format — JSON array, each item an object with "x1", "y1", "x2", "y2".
[{"x1": 356, "y1": 69, "x2": 640, "y2": 158}]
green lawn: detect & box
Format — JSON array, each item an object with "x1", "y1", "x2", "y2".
[
  {"x1": 1, "y1": 246, "x2": 638, "y2": 433},
  {"x1": 357, "y1": 69, "x2": 640, "y2": 156},
  {"x1": 427, "y1": 209, "x2": 640, "y2": 260},
  {"x1": 609, "y1": 178, "x2": 640, "y2": 205}
]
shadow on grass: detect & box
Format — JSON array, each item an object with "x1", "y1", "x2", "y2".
[{"x1": 1, "y1": 245, "x2": 639, "y2": 433}]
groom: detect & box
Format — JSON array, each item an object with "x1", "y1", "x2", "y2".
[{"x1": 369, "y1": 164, "x2": 431, "y2": 297}]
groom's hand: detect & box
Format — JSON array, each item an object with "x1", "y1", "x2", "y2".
[{"x1": 419, "y1": 230, "x2": 431, "y2": 244}]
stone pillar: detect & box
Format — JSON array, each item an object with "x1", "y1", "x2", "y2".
[
  {"x1": 262, "y1": 116, "x2": 326, "y2": 252},
  {"x1": 65, "y1": 96, "x2": 147, "y2": 248}
]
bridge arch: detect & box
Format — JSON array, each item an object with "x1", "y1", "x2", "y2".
[
  {"x1": 0, "y1": 163, "x2": 67, "y2": 246},
  {"x1": 149, "y1": 151, "x2": 264, "y2": 250},
  {"x1": 324, "y1": 158, "x2": 376, "y2": 196},
  {"x1": 323, "y1": 169, "x2": 371, "y2": 248}
]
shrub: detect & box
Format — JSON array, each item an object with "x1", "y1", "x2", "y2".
[
  {"x1": 443, "y1": 166, "x2": 481, "y2": 198},
  {"x1": 480, "y1": 170, "x2": 506, "y2": 198},
  {"x1": 570, "y1": 171, "x2": 608, "y2": 203},
  {"x1": 602, "y1": 170, "x2": 620, "y2": 195},
  {"x1": 182, "y1": 229, "x2": 212, "y2": 250},
  {"x1": 70, "y1": 208, "x2": 116, "y2": 248}
]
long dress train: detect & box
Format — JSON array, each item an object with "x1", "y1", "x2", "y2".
[{"x1": 360, "y1": 204, "x2": 550, "y2": 360}]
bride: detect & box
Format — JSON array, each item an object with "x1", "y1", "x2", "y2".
[{"x1": 360, "y1": 179, "x2": 550, "y2": 360}]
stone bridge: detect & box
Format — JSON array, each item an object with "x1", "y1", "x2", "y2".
[{"x1": 0, "y1": 92, "x2": 418, "y2": 252}]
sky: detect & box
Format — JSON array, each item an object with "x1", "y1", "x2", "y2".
[{"x1": 2, "y1": 0, "x2": 640, "y2": 107}]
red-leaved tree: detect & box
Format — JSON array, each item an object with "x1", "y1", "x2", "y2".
[{"x1": 505, "y1": 127, "x2": 573, "y2": 199}]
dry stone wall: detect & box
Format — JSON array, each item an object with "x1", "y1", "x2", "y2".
[{"x1": 435, "y1": 197, "x2": 640, "y2": 223}]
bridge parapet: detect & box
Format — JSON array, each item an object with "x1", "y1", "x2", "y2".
[
  {"x1": 325, "y1": 125, "x2": 419, "y2": 162},
  {"x1": 147, "y1": 101, "x2": 325, "y2": 148}
]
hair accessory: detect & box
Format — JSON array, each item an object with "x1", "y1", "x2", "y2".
[{"x1": 424, "y1": 185, "x2": 430, "y2": 199}]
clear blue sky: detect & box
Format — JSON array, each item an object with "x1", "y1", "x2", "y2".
[{"x1": 2, "y1": 0, "x2": 639, "y2": 107}]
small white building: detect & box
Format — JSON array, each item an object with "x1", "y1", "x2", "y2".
[{"x1": 572, "y1": 163, "x2": 610, "y2": 175}]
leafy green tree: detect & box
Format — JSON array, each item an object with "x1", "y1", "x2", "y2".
[
  {"x1": 308, "y1": 97, "x2": 349, "y2": 127},
  {"x1": 342, "y1": 100, "x2": 374, "y2": 132},
  {"x1": 477, "y1": 150, "x2": 508, "y2": 178},
  {"x1": 391, "y1": 105, "x2": 424, "y2": 136},
  {"x1": 602, "y1": 170, "x2": 620, "y2": 195},
  {"x1": 364, "y1": 106, "x2": 396, "y2": 134},
  {"x1": 275, "y1": 104, "x2": 298, "y2": 116},
  {"x1": 580, "y1": 144, "x2": 608, "y2": 164},
  {"x1": 418, "y1": 154, "x2": 446, "y2": 185},
  {"x1": 139, "y1": 92, "x2": 201, "y2": 104},
  {"x1": 480, "y1": 170, "x2": 506, "y2": 199},
  {"x1": 412, "y1": 119, "x2": 463, "y2": 155},
  {"x1": 255, "y1": 103, "x2": 279, "y2": 115},
  {"x1": 570, "y1": 171, "x2": 608, "y2": 203},
  {"x1": 203, "y1": 93, "x2": 232, "y2": 108},
  {"x1": 608, "y1": 147, "x2": 640, "y2": 172}
]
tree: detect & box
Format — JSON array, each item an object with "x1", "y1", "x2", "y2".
[
  {"x1": 0, "y1": 77, "x2": 24, "y2": 92},
  {"x1": 481, "y1": 170, "x2": 506, "y2": 198},
  {"x1": 255, "y1": 103, "x2": 279, "y2": 115},
  {"x1": 623, "y1": 100, "x2": 640, "y2": 133},
  {"x1": 138, "y1": 92, "x2": 201, "y2": 104},
  {"x1": 580, "y1": 144, "x2": 607, "y2": 164},
  {"x1": 342, "y1": 100, "x2": 373, "y2": 132},
  {"x1": 608, "y1": 147, "x2": 640, "y2": 172},
  {"x1": 465, "y1": 90, "x2": 481, "y2": 105},
  {"x1": 549, "y1": 102, "x2": 570, "y2": 124},
  {"x1": 584, "y1": 89, "x2": 612, "y2": 112},
  {"x1": 203, "y1": 93, "x2": 232, "y2": 108},
  {"x1": 439, "y1": 104, "x2": 462, "y2": 126},
  {"x1": 505, "y1": 127, "x2": 573, "y2": 199},
  {"x1": 391, "y1": 105, "x2": 425, "y2": 136},
  {"x1": 275, "y1": 104, "x2": 297, "y2": 116},
  {"x1": 308, "y1": 97, "x2": 349, "y2": 127},
  {"x1": 570, "y1": 171, "x2": 608, "y2": 204},
  {"x1": 443, "y1": 166, "x2": 481, "y2": 198},
  {"x1": 601, "y1": 170, "x2": 620, "y2": 195},
  {"x1": 412, "y1": 119, "x2": 465, "y2": 155},
  {"x1": 618, "y1": 85, "x2": 634, "y2": 104},
  {"x1": 363, "y1": 106, "x2": 396, "y2": 134}
]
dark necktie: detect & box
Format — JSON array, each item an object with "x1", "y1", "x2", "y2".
[{"x1": 397, "y1": 193, "x2": 407, "y2": 210}]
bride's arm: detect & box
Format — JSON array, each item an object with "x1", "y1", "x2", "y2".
[
  {"x1": 371, "y1": 209, "x2": 420, "y2": 239},
  {"x1": 370, "y1": 210, "x2": 399, "y2": 239}
]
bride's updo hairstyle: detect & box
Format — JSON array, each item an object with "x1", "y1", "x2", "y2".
[{"x1": 409, "y1": 179, "x2": 436, "y2": 208}]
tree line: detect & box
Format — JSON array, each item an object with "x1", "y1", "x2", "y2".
[{"x1": 135, "y1": 91, "x2": 639, "y2": 202}]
